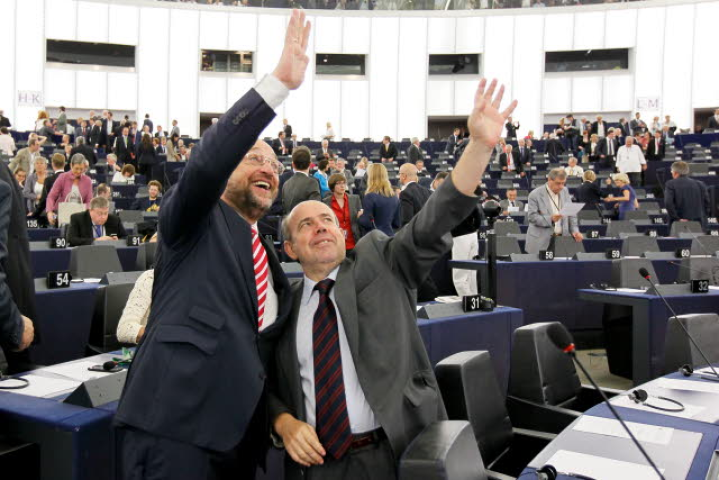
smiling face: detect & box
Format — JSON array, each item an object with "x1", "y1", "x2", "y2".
[
  {"x1": 284, "y1": 201, "x2": 346, "y2": 270},
  {"x1": 221, "y1": 140, "x2": 279, "y2": 223}
]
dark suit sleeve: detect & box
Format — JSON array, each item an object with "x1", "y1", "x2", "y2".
[
  {"x1": 67, "y1": 214, "x2": 93, "y2": 246},
  {"x1": 159, "y1": 88, "x2": 276, "y2": 247},
  {"x1": 399, "y1": 189, "x2": 415, "y2": 226},
  {"x1": 664, "y1": 182, "x2": 678, "y2": 221},
  {"x1": 386, "y1": 176, "x2": 477, "y2": 289},
  {"x1": 358, "y1": 195, "x2": 375, "y2": 230},
  {"x1": 700, "y1": 180, "x2": 710, "y2": 216},
  {"x1": 0, "y1": 181, "x2": 23, "y2": 349},
  {"x1": 116, "y1": 218, "x2": 127, "y2": 239}
]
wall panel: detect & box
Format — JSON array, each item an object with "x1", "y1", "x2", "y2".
[
  {"x1": 76, "y1": 2, "x2": 109, "y2": 43},
  {"x1": 340, "y1": 81, "x2": 369, "y2": 141},
  {"x1": 44, "y1": 68, "x2": 76, "y2": 108},
  {"x1": 572, "y1": 76, "x2": 602, "y2": 113},
  {"x1": 109, "y1": 4, "x2": 140, "y2": 46},
  {"x1": 107, "y1": 72, "x2": 137, "y2": 111},
  {"x1": 543, "y1": 13, "x2": 573, "y2": 52},
  {"x1": 0, "y1": 0, "x2": 16, "y2": 126},
  {"x1": 604, "y1": 9, "x2": 636, "y2": 49},
  {"x1": 427, "y1": 18, "x2": 455, "y2": 54},
  {"x1": 511, "y1": 15, "x2": 544, "y2": 137},
  {"x1": 46, "y1": 0, "x2": 77, "y2": 41},
  {"x1": 76, "y1": 71, "x2": 107, "y2": 109},
  {"x1": 200, "y1": 10, "x2": 229, "y2": 50},
  {"x1": 169, "y1": 9, "x2": 200, "y2": 136},
  {"x1": 228, "y1": 12, "x2": 258, "y2": 51},
  {"x1": 137, "y1": 8, "x2": 170, "y2": 129},
  {"x1": 15, "y1": 0, "x2": 45, "y2": 131},
  {"x1": 633, "y1": 7, "x2": 665, "y2": 108},
  {"x1": 692, "y1": 2, "x2": 719, "y2": 108},
  {"x1": 314, "y1": 16, "x2": 342, "y2": 54},
  {"x1": 342, "y1": 17, "x2": 370, "y2": 54},
  {"x1": 456, "y1": 17, "x2": 484, "y2": 54},
  {"x1": 662, "y1": 5, "x2": 694, "y2": 128},
  {"x1": 397, "y1": 18, "x2": 428, "y2": 140},
  {"x1": 483, "y1": 16, "x2": 514, "y2": 102},
  {"x1": 573, "y1": 11, "x2": 604, "y2": 50},
  {"x1": 368, "y1": 17, "x2": 399, "y2": 139}
]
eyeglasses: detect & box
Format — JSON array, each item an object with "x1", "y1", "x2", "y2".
[{"x1": 243, "y1": 154, "x2": 284, "y2": 174}]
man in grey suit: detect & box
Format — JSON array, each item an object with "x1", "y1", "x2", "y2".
[
  {"x1": 499, "y1": 188, "x2": 524, "y2": 216},
  {"x1": 269, "y1": 78, "x2": 517, "y2": 479},
  {"x1": 526, "y1": 168, "x2": 583, "y2": 254},
  {"x1": 9, "y1": 139, "x2": 40, "y2": 174},
  {"x1": 282, "y1": 145, "x2": 321, "y2": 215}
]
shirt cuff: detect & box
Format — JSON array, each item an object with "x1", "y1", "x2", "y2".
[{"x1": 255, "y1": 75, "x2": 290, "y2": 111}]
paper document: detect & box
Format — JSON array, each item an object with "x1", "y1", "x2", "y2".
[
  {"x1": 508, "y1": 206, "x2": 520, "y2": 213},
  {"x1": 615, "y1": 288, "x2": 647, "y2": 293},
  {"x1": 612, "y1": 394, "x2": 704, "y2": 419},
  {"x1": 434, "y1": 296, "x2": 462, "y2": 304},
  {"x1": 559, "y1": 202, "x2": 585, "y2": 217},
  {"x1": 7, "y1": 374, "x2": 80, "y2": 398},
  {"x1": 41, "y1": 361, "x2": 113, "y2": 383},
  {"x1": 573, "y1": 416, "x2": 674, "y2": 445},
  {"x1": 658, "y1": 378, "x2": 719, "y2": 394},
  {"x1": 545, "y1": 450, "x2": 663, "y2": 480}
]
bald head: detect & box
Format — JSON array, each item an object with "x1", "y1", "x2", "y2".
[{"x1": 399, "y1": 163, "x2": 418, "y2": 185}]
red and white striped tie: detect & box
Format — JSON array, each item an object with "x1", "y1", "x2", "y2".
[{"x1": 252, "y1": 228, "x2": 269, "y2": 329}]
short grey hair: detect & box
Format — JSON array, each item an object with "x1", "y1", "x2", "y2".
[
  {"x1": 90, "y1": 196, "x2": 109, "y2": 210},
  {"x1": 106, "y1": 154, "x2": 117, "y2": 162},
  {"x1": 70, "y1": 153, "x2": 86, "y2": 166},
  {"x1": 411, "y1": 137, "x2": 419, "y2": 144},
  {"x1": 547, "y1": 168, "x2": 567, "y2": 181},
  {"x1": 76, "y1": 136, "x2": 85, "y2": 146},
  {"x1": 671, "y1": 161, "x2": 690, "y2": 176}
]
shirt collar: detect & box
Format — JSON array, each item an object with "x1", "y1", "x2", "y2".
[
  {"x1": 401, "y1": 180, "x2": 416, "y2": 191},
  {"x1": 302, "y1": 266, "x2": 340, "y2": 306}
]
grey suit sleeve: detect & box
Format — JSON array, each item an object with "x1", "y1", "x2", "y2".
[
  {"x1": 0, "y1": 181, "x2": 23, "y2": 349},
  {"x1": 307, "y1": 180, "x2": 321, "y2": 201},
  {"x1": 386, "y1": 176, "x2": 478, "y2": 289},
  {"x1": 528, "y1": 192, "x2": 552, "y2": 228}
]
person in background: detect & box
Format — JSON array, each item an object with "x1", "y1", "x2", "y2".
[
  {"x1": 323, "y1": 173, "x2": 362, "y2": 251},
  {"x1": 35, "y1": 111, "x2": 49, "y2": 132},
  {"x1": 358, "y1": 163, "x2": 400, "y2": 236},
  {"x1": 379, "y1": 136, "x2": 398, "y2": 163},
  {"x1": 324, "y1": 121, "x2": 335, "y2": 141},
  {"x1": 46, "y1": 154, "x2": 93, "y2": 225},
  {"x1": 132, "y1": 181, "x2": 163, "y2": 212},
  {"x1": 431, "y1": 171, "x2": 449, "y2": 191},
  {"x1": 116, "y1": 234, "x2": 159, "y2": 345},
  {"x1": 564, "y1": 156, "x2": 584, "y2": 177},
  {"x1": 67, "y1": 196, "x2": 127, "y2": 246},
  {"x1": 664, "y1": 160, "x2": 709, "y2": 228},
  {"x1": 9, "y1": 138, "x2": 40, "y2": 174},
  {"x1": 574, "y1": 170, "x2": 608, "y2": 212},
  {"x1": 137, "y1": 134, "x2": 157, "y2": 178},
  {"x1": 23, "y1": 157, "x2": 49, "y2": 214},
  {"x1": 14, "y1": 169, "x2": 26, "y2": 189},
  {"x1": 313, "y1": 159, "x2": 331, "y2": 197},
  {"x1": 604, "y1": 173, "x2": 638, "y2": 221},
  {"x1": 0, "y1": 127, "x2": 15, "y2": 156},
  {"x1": 56, "y1": 106, "x2": 67, "y2": 134},
  {"x1": 113, "y1": 164, "x2": 136, "y2": 184}
]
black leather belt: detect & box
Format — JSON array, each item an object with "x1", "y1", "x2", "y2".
[{"x1": 350, "y1": 428, "x2": 386, "y2": 450}]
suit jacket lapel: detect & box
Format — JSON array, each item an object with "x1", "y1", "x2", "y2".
[
  {"x1": 218, "y1": 200, "x2": 258, "y2": 328},
  {"x1": 282, "y1": 281, "x2": 306, "y2": 421},
  {"x1": 334, "y1": 259, "x2": 359, "y2": 357}
]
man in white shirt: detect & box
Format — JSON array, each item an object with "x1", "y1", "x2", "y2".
[
  {"x1": 0, "y1": 127, "x2": 16, "y2": 156},
  {"x1": 615, "y1": 136, "x2": 647, "y2": 186},
  {"x1": 564, "y1": 156, "x2": 584, "y2": 177}
]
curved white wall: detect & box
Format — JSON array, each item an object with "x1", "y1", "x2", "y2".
[{"x1": 0, "y1": 0, "x2": 718, "y2": 138}]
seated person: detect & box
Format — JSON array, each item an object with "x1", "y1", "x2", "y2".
[
  {"x1": 499, "y1": 188, "x2": 524, "y2": 215},
  {"x1": 116, "y1": 234, "x2": 158, "y2": 344},
  {"x1": 132, "y1": 180, "x2": 162, "y2": 212},
  {"x1": 103, "y1": 153, "x2": 122, "y2": 174},
  {"x1": 67, "y1": 196, "x2": 127, "y2": 246},
  {"x1": 564, "y1": 156, "x2": 584, "y2": 177},
  {"x1": 112, "y1": 164, "x2": 136, "y2": 184}
]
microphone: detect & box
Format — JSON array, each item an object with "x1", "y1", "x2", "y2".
[
  {"x1": 546, "y1": 323, "x2": 666, "y2": 480},
  {"x1": 103, "y1": 360, "x2": 119, "y2": 371},
  {"x1": 638, "y1": 268, "x2": 719, "y2": 382}
]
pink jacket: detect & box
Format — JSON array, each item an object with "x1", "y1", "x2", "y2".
[{"x1": 46, "y1": 172, "x2": 93, "y2": 213}]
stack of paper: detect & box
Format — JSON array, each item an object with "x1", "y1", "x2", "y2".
[
  {"x1": 8, "y1": 374, "x2": 80, "y2": 398},
  {"x1": 573, "y1": 416, "x2": 674, "y2": 445},
  {"x1": 545, "y1": 450, "x2": 663, "y2": 480}
]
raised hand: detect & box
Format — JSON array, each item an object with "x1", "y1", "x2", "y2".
[
  {"x1": 273, "y1": 10, "x2": 311, "y2": 91},
  {"x1": 468, "y1": 79, "x2": 518, "y2": 149}
]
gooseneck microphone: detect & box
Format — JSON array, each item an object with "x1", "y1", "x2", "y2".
[
  {"x1": 546, "y1": 323, "x2": 666, "y2": 480},
  {"x1": 638, "y1": 268, "x2": 719, "y2": 382}
]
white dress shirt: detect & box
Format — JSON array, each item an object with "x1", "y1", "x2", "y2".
[
  {"x1": 250, "y1": 222, "x2": 278, "y2": 332},
  {"x1": 564, "y1": 165, "x2": 584, "y2": 177},
  {"x1": 296, "y1": 267, "x2": 379, "y2": 434},
  {"x1": 616, "y1": 144, "x2": 646, "y2": 173},
  {"x1": 0, "y1": 135, "x2": 15, "y2": 156}
]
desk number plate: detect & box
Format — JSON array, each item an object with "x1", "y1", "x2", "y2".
[
  {"x1": 539, "y1": 250, "x2": 554, "y2": 261},
  {"x1": 606, "y1": 249, "x2": 621, "y2": 260},
  {"x1": 49, "y1": 236, "x2": 67, "y2": 249},
  {"x1": 47, "y1": 270, "x2": 71, "y2": 289},
  {"x1": 691, "y1": 279, "x2": 710, "y2": 293},
  {"x1": 462, "y1": 295, "x2": 482, "y2": 312},
  {"x1": 126, "y1": 235, "x2": 142, "y2": 247}
]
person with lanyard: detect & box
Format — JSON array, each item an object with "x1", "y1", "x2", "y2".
[
  {"x1": 323, "y1": 173, "x2": 363, "y2": 251},
  {"x1": 525, "y1": 167, "x2": 582, "y2": 254}
]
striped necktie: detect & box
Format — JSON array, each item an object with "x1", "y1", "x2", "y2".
[
  {"x1": 313, "y1": 278, "x2": 352, "y2": 459},
  {"x1": 251, "y1": 228, "x2": 268, "y2": 329}
]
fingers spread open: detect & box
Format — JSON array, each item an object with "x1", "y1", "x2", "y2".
[
  {"x1": 501, "y1": 99, "x2": 519, "y2": 119},
  {"x1": 483, "y1": 79, "x2": 497, "y2": 102},
  {"x1": 491, "y1": 84, "x2": 505, "y2": 109}
]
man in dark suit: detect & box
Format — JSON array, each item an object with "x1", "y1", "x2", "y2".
[
  {"x1": 282, "y1": 146, "x2": 321, "y2": 215},
  {"x1": 102, "y1": 111, "x2": 117, "y2": 152},
  {"x1": 398, "y1": 163, "x2": 432, "y2": 226},
  {"x1": 283, "y1": 118, "x2": 292, "y2": 137},
  {"x1": 499, "y1": 144, "x2": 524, "y2": 176},
  {"x1": 115, "y1": 11, "x2": 311, "y2": 479},
  {"x1": 269, "y1": 78, "x2": 517, "y2": 479},
  {"x1": 74, "y1": 120, "x2": 90, "y2": 142},
  {"x1": 114, "y1": 126, "x2": 134, "y2": 166},
  {"x1": 407, "y1": 137, "x2": 424, "y2": 164},
  {"x1": 564, "y1": 114, "x2": 579, "y2": 152},
  {"x1": 544, "y1": 133, "x2": 566, "y2": 162},
  {"x1": 665, "y1": 161, "x2": 709, "y2": 228},
  {"x1": 0, "y1": 173, "x2": 35, "y2": 373},
  {"x1": 67, "y1": 197, "x2": 127, "y2": 246},
  {"x1": 645, "y1": 131, "x2": 665, "y2": 161},
  {"x1": 630, "y1": 112, "x2": 647, "y2": 136},
  {"x1": 708, "y1": 109, "x2": 719, "y2": 130},
  {"x1": 70, "y1": 137, "x2": 97, "y2": 166},
  {"x1": 505, "y1": 116, "x2": 520, "y2": 140},
  {"x1": 0, "y1": 110, "x2": 11, "y2": 128},
  {"x1": 516, "y1": 138, "x2": 533, "y2": 169},
  {"x1": 380, "y1": 136, "x2": 398, "y2": 162},
  {"x1": 272, "y1": 131, "x2": 289, "y2": 156},
  {"x1": 591, "y1": 115, "x2": 608, "y2": 137},
  {"x1": 143, "y1": 114, "x2": 153, "y2": 133},
  {"x1": 597, "y1": 128, "x2": 619, "y2": 169},
  {"x1": 447, "y1": 127, "x2": 461, "y2": 154},
  {"x1": 315, "y1": 139, "x2": 333, "y2": 162}
]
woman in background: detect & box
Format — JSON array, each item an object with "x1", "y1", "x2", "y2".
[
  {"x1": 23, "y1": 157, "x2": 49, "y2": 214},
  {"x1": 358, "y1": 163, "x2": 400, "y2": 236},
  {"x1": 324, "y1": 173, "x2": 363, "y2": 251},
  {"x1": 604, "y1": 173, "x2": 638, "y2": 220}
]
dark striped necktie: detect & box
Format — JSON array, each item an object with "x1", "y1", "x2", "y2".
[{"x1": 313, "y1": 278, "x2": 352, "y2": 459}]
